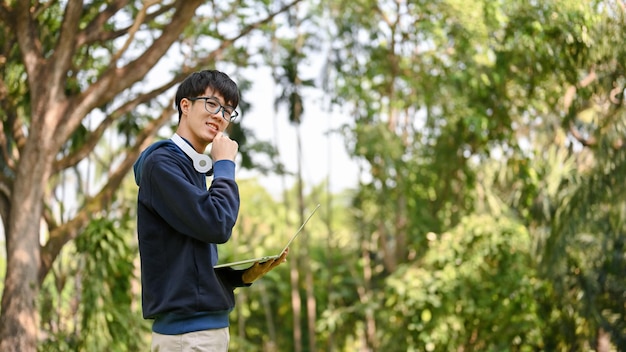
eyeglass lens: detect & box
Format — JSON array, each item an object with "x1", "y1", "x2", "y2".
[{"x1": 207, "y1": 98, "x2": 237, "y2": 121}]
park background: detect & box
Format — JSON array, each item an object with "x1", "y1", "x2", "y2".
[{"x1": 0, "y1": 0, "x2": 625, "y2": 351}]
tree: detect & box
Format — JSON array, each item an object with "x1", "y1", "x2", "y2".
[
  {"x1": 0, "y1": 1, "x2": 301, "y2": 350},
  {"x1": 322, "y1": 0, "x2": 625, "y2": 349},
  {"x1": 263, "y1": 1, "x2": 323, "y2": 350},
  {"x1": 485, "y1": 1, "x2": 626, "y2": 348}
]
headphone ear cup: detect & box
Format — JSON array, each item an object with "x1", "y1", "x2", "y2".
[{"x1": 193, "y1": 154, "x2": 212, "y2": 173}]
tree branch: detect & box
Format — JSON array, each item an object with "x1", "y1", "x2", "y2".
[
  {"x1": 109, "y1": 0, "x2": 204, "y2": 92},
  {"x1": 49, "y1": 0, "x2": 83, "y2": 97},
  {"x1": 563, "y1": 69, "x2": 597, "y2": 112},
  {"x1": 53, "y1": 80, "x2": 177, "y2": 172},
  {"x1": 111, "y1": 0, "x2": 160, "y2": 64},
  {"x1": 53, "y1": 0, "x2": 203, "y2": 146},
  {"x1": 190, "y1": 0, "x2": 305, "y2": 68},
  {"x1": 568, "y1": 123, "x2": 596, "y2": 147},
  {"x1": 13, "y1": 1, "x2": 45, "y2": 102},
  {"x1": 0, "y1": 3, "x2": 10, "y2": 24},
  {"x1": 76, "y1": 0, "x2": 129, "y2": 46},
  {"x1": 77, "y1": 1, "x2": 176, "y2": 47}
]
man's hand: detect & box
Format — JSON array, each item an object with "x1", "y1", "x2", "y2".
[
  {"x1": 211, "y1": 131, "x2": 238, "y2": 161},
  {"x1": 242, "y1": 248, "x2": 289, "y2": 284}
]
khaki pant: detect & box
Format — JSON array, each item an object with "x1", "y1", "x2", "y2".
[{"x1": 151, "y1": 328, "x2": 230, "y2": 352}]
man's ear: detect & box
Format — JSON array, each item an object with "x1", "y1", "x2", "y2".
[{"x1": 180, "y1": 98, "x2": 191, "y2": 115}]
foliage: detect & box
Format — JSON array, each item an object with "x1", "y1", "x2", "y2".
[
  {"x1": 38, "y1": 213, "x2": 148, "y2": 352},
  {"x1": 383, "y1": 214, "x2": 544, "y2": 352},
  {"x1": 320, "y1": 0, "x2": 626, "y2": 350},
  {"x1": 1, "y1": 0, "x2": 624, "y2": 350},
  {"x1": 541, "y1": 135, "x2": 626, "y2": 349}
]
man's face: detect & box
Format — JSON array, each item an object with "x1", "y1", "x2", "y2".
[{"x1": 182, "y1": 88, "x2": 232, "y2": 147}]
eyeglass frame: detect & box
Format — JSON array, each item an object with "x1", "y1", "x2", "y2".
[{"x1": 186, "y1": 96, "x2": 239, "y2": 122}]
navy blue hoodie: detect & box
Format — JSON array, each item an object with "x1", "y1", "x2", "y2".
[{"x1": 134, "y1": 138, "x2": 248, "y2": 334}]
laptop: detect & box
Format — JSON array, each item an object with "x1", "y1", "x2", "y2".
[{"x1": 214, "y1": 204, "x2": 321, "y2": 269}]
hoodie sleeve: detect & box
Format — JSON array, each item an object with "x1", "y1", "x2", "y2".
[
  {"x1": 214, "y1": 267, "x2": 253, "y2": 289},
  {"x1": 141, "y1": 149, "x2": 240, "y2": 244}
]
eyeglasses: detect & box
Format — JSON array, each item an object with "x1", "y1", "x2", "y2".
[{"x1": 187, "y1": 96, "x2": 239, "y2": 122}]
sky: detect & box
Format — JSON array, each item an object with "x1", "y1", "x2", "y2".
[{"x1": 235, "y1": 66, "x2": 361, "y2": 197}]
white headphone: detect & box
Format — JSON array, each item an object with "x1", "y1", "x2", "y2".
[{"x1": 171, "y1": 134, "x2": 213, "y2": 173}]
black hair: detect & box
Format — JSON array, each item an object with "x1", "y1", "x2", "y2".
[{"x1": 174, "y1": 70, "x2": 240, "y2": 121}]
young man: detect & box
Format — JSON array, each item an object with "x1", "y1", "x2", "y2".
[{"x1": 133, "y1": 69, "x2": 287, "y2": 351}]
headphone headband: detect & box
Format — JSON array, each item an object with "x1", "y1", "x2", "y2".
[{"x1": 171, "y1": 134, "x2": 213, "y2": 174}]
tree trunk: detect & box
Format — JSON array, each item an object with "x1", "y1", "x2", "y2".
[
  {"x1": 355, "y1": 164, "x2": 379, "y2": 351},
  {"x1": 0, "y1": 133, "x2": 51, "y2": 351},
  {"x1": 596, "y1": 328, "x2": 611, "y2": 352},
  {"x1": 294, "y1": 123, "x2": 317, "y2": 352},
  {"x1": 290, "y1": 259, "x2": 302, "y2": 352},
  {"x1": 259, "y1": 281, "x2": 278, "y2": 351}
]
